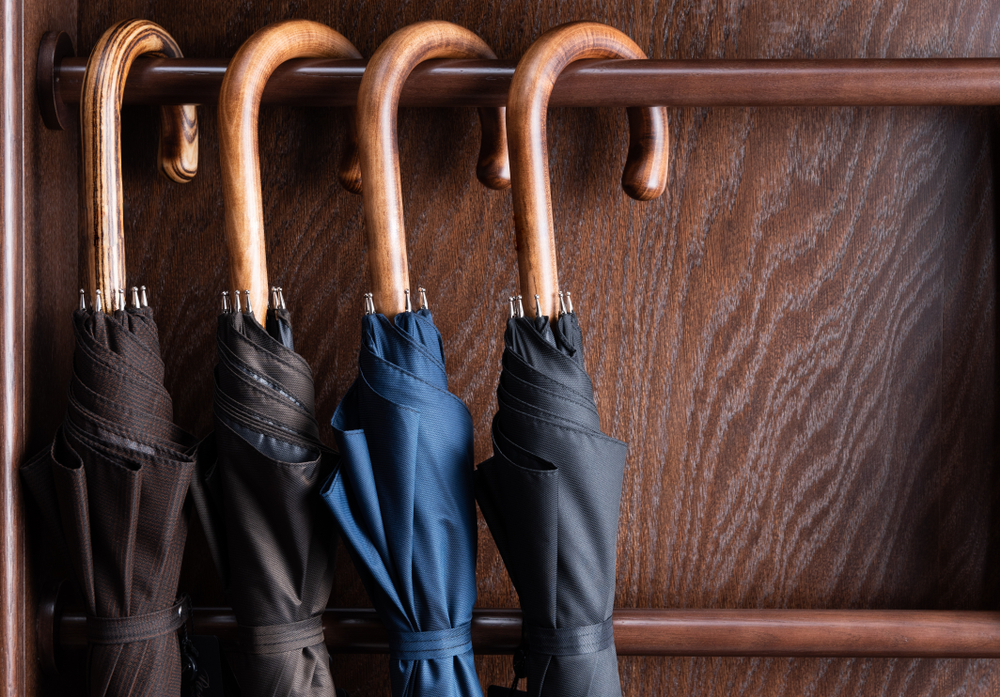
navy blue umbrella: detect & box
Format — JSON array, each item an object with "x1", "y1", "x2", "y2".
[
  {"x1": 321, "y1": 308, "x2": 478, "y2": 695},
  {"x1": 318, "y1": 20, "x2": 511, "y2": 697}
]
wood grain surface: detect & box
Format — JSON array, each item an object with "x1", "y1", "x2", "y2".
[
  {"x1": 218, "y1": 19, "x2": 362, "y2": 320},
  {"x1": 17, "y1": 0, "x2": 1000, "y2": 695},
  {"x1": 356, "y1": 20, "x2": 510, "y2": 316},
  {"x1": 506, "y1": 21, "x2": 668, "y2": 319},
  {"x1": 80, "y1": 19, "x2": 198, "y2": 304}
]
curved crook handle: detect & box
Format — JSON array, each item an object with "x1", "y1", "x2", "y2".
[
  {"x1": 358, "y1": 20, "x2": 511, "y2": 317},
  {"x1": 219, "y1": 20, "x2": 363, "y2": 319},
  {"x1": 508, "y1": 22, "x2": 669, "y2": 319},
  {"x1": 82, "y1": 19, "x2": 198, "y2": 306}
]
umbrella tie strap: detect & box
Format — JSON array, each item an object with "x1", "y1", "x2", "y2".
[
  {"x1": 86, "y1": 596, "x2": 190, "y2": 645},
  {"x1": 388, "y1": 622, "x2": 473, "y2": 661},
  {"x1": 525, "y1": 617, "x2": 615, "y2": 657},
  {"x1": 238, "y1": 615, "x2": 325, "y2": 655}
]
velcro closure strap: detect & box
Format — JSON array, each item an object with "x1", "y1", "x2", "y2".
[
  {"x1": 389, "y1": 622, "x2": 473, "y2": 661},
  {"x1": 238, "y1": 615, "x2": 325, "y2": 655},
  {"x1": 86, "y1": 596, "x2": 189, "y2": 645},
  {"x1": 525, "y1": 617, "x2": 615, "y2": 657}
]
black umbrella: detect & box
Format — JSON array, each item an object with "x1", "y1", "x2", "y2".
[
  {"x1": 187, "y1": 20, "x2": 362, "y2": 697},
  {"x1": 474, "y1": 22, "x2": 669, "y2": 697},
  {"x1": 20, "y1": 20, "x2": 199, "y2": 696}
]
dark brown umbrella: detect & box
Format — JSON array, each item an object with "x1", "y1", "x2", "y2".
[
  {"x1": 21, "y1": 19, "x2": 199, "y2": 697},
  {"x1": 475, "y1": 22, "x2": 669, "y2": 697},
  {"x1": 187, "y1": 20, "x2": 361, "y2": 697}
]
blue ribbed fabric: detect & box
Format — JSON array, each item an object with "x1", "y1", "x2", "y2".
[{"x1": 321, "y1": 310, "x2": 481, "y2": 697}]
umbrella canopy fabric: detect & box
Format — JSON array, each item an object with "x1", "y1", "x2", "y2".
[
  {"x1": 475, "y1": 312, "x2": 627, "y2": 697},
  {"x1": 22, "y1": 305, "x2": 196, "y2": 697},
  {"x1": 320, "y1": 309, "x2": 480, "y2": 697},
  {"x1": 191, "y1": 306, "x2": 339, "y2": 696}
]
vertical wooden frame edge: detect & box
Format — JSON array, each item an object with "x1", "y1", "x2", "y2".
[{"x1": 0, "y1": 0, "x2": 28, "y2": 693}]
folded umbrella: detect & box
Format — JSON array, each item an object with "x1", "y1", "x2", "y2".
[
  {"x1": 318, "y1": 20, "x2": 510, "y2": 697},
  {"x1": 196, "y1": 301, "x2": 339, "y2": 695},
  {"x1": 476, "y1": 310, "x2": 626, "y2": 697},
  {"x1": 323, "y1": 307, "x2": 479, "y2": 695},
  {"x1": 187, "y1": 20, "x2": 363, "y2": 697},
  {"x1": 474, "y1": 22, "x2": 669, "y2": 697},
  {"x1": 20, "y1": 19, "x2": 199, "y2": 697}
]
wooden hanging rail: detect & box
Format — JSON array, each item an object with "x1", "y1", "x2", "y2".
[
  {"x1": 44, "y1": 607, "x2": 1000, "y2": 659},
  {"x1": 37, "y1": 32, "x2": 1000, "y2": 130}
]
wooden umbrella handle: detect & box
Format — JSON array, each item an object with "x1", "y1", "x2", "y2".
[
  {"x1": 82, "y1": 19, "x2": 198, "y2": 307},
  {"x1": 508, "y1": 22, "x2": 669, "y2": 319},
  {"x1": 219, "y1": 20, "x2": 363, "y2": 320},
  {"x1": 358, "y1": 20, "x2": 511, "y2": 317}
]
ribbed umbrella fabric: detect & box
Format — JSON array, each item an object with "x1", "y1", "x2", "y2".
[
  {"x1": 475, "y1": 312, "x2": 627, "y2": 697},
  {"x1": 190, "y1": 306, "x2": 339, "y2": 697},
  {"x1": 21, "y1": 306, "x2": 196, "y2": 697},
  {"x1": 320, "y1": 309, "x2": 481, "y2": 697}
]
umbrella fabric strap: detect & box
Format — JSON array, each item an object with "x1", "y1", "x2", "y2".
[
  {"x1": 86, "y1": 596, "x2": 190, "y2": 645},
  {"x1": 238, "y1": 615, "x2": 326, "y2": 655},
  {"x1": 525, "y1": 617, "x2": 615, "y2": 657},
  {"x1": 388, "y1": 622, "x2": 474, "y2": 661}
]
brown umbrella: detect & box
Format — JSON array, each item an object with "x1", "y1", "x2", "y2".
[
  {"x1": 186, "y1": 20, "x2": 361, "y2": 697},
  {"x1": 20, "y1": 19, "x2": 199, "y2": 697}
]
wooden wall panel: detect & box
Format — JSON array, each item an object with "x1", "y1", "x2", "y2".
[{"x1": 17, "y1": 0, "x2": 998, "y2": 694}]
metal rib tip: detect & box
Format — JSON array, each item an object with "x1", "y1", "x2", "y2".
[
  {"x1": 418, "y1": 287, "x2": 428, "y2": 311},
  {"x1": 364, "y1": 292, "x2": 376, "y2": 315},
  {"x1": 79, "y1": 289, "x2": 86, "y2": 311},
  {"x1": 233, "y1": 291, "x2": 242, "y2": 313},
  {"x1": 278, "y1": 287, "x2": 286, "y2": 310},
  {"x1": 516, "y1": 295, "x2": 524, "y2": 318},
  {"x1": 508, "y1": 296, "x2": 516, "y2": 318},
  {"x1": 140, "y1": 286, "x2": 148, "y2": 307},
  {"x1": 565, "y1": 290, "x2": 574, "y2": 314},
  {"x1": 534, "y1": 294, "x2": 542, "y2": 318},
  {"x1": 131, "y1": 287, "x2": 140, "y2": 309},
  {"x1": 221, "y1": 291, "x2": 230, "y2": 313},
  {"x1": 118, "y1": 288, "x2": 126, "y2": 312},
  {"x1": 244, "y1": 290, "x2": 253, "y2": 314},
  {"x1": 558, "y1": 291, "x2": 568, "y2": 317},
  {"x1": 404, "y1": 289, "x2": 412, "y2": 313},
  {"x1": 94, "y1": 289, "x2": 103, "y2": 313}
]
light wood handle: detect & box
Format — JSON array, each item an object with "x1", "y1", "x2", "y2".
[
  {"x1": 219, "y1": 20, "x2": 362, "y2": 319},
  {"x1": 357, "y1": 20, "x2": 511, "y2": 317},
  {"x1": 81, "y1": 19, "x2": 198, "y2": 305},
  {"x1": 508, "y1": 22, "x2": 669, "y2": 318}
]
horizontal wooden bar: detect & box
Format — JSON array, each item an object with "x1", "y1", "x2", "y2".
[
  {"x1": 51, "y1": 57, "x2": 1000, "y2": 108},
  {"x1": 53, "y1": 607, "x2": 1000, "y2": 657}
]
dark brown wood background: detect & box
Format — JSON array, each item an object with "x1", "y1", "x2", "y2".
[{"x1": 17, "y1": 0, "x2": 1000, "y2": 694}]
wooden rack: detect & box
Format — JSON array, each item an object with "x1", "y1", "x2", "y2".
[
  {"x1": 36, "y1": 33, "x2": 1000, "y2": 130},
  {"x1": 33, "y1": 33, "x2": 1000, "y2": 667},
  {"x1": 43, "y1": 607, "x2": 1000, "y2": 659}
]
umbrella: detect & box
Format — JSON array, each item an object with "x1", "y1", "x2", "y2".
[
  {"x1": 474, "y1": 22, "x2": 669, "y2": 697},
  {"x1": 186, "y1": 20, "x2": 362, "y2": 697},
  {"x1": 319, "y1": 20, "x2": 510, "y2": 697},
  {"x1": 20, "y1": 19, "x2": 199, "y2": 696}
]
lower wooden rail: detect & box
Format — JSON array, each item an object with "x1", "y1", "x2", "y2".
[{"x1": 45, "y1": 607, "x2": 1000, "y2": 659}]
